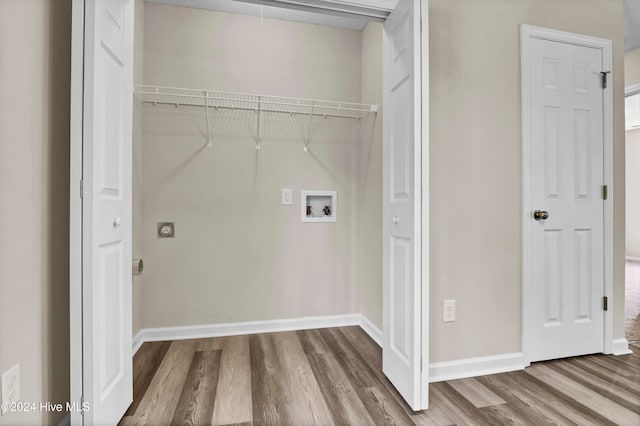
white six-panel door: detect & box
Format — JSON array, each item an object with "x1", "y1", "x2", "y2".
[
  {"x1": 81, "y1": 0, "x2": 134, "y2": 423},
  {"x1": 527, "y1": 35, "x2": 605, "y2": 362},
  {"x1": 382, "y1": 0, "x2": 427, "y2": 410}
]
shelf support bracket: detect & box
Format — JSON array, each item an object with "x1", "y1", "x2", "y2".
[
  {"x1": 204, "y1": 91, "x2": 212, "y2": 148},
  {"x1": 304, "y1": 102, "x2": 315, "y2": 152},
  {"x1": 256, "y1": 96, "x2": 262, "y2": 150}
]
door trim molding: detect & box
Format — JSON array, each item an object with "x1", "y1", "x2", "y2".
[
  {"x1": 419, "y1": 0, "x2": 430, "y2": 409},
  {"x1": 520, "y1": 24, "x2": 614, "y2": 365},
  {"x1": 69, "y1": 0, "x2": 85, "y2": 425}
]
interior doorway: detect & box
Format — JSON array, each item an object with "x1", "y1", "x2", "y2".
[{"x1": 70, "y1": 0, "x2": 430, "y2": 423}]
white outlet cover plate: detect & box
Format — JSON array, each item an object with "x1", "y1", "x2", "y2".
[
  {"x1": 282, "y1": 188, "x2": 292, "y2": 205},
  {"x1": 1, "y1": 364, "x2": 20, "y2": 414},
  {"x1": 443, "y1": 299, "x2": 456, "y2": 322}
]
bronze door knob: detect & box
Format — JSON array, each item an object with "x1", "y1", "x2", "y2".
[{"x1": 533, "y1": 210, "x2": 549, "y2": 220}]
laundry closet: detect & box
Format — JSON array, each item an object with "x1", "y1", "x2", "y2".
[{"x1": 131, "y1": 0, "x2": 384, "y2": 333}]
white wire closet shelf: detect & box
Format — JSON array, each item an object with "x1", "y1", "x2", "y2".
[{"x1": 134, "y1": 85, "x2": 378, "y2": 150}]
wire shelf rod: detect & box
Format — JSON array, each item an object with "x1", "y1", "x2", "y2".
[{"x1": 140, "y1": 100, "x2": 364, "y2": 120}]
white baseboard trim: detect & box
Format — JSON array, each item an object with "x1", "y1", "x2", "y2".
[
  {"x1": 625, "y1": 256, "x2": 640, "y2": 262},
  {"x1": 133, "y1": 313, "x2": 362, "y2": 354},
  {"x1": 132, "y1": 314, "x2": 527, "y2": 383},
  {"x1": 132, "y1": 329, "x2": 145, "y2": 355},
  {"x1": 354, "y1": 319, "x2": 528, "y2": 383},
  {"x1": 132, "y1": 317, "x2": 631, "y2": 383},
  {"x1": 359, "y1": 315, "x2": 382, "y2": 347},
  {"x1": 428, "y1": 352, "x2": 526, "y2": 383},
  {"x1": 612, "y1": 338, "x2": 633, "y2": 355}
]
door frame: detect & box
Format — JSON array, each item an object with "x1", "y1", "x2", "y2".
[
  {"x1": 418, "y1": 1, "x2": 429, "y2": 407},
  {"x1": 520, "y1": 24, "x2": 614, "y2": 365},
  {"x1": 70, "y1": 0, "x2": 429, "y2": 421},
  {"x1": 69, "y1": 0, "x2": 85, "y2": 424}
]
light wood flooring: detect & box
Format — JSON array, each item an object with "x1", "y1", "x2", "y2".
[{"x1": 120, "y1": 326, "x2": 640, "y2": 425}]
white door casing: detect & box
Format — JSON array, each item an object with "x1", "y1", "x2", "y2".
[
  {"x1": 70, "y1": 1, "x2": 85, "y2": 423},
  {"x1": 382, "y1": 0, "x2": 428, "y2": 410},
  {"x1": 74, "y1": 0, "x2": 135, "y2": 423},
  {"x1": 521, "y1": 25, "x2": 613, "y2": 363}
]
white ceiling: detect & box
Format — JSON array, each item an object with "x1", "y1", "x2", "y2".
[{"x1": 626, "y1": 0, "x2": 640, "y2": 51}]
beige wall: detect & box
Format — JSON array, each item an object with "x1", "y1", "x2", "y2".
[
  {"x1": 143, "y1": 4, "x2": 362, "y2": 100},
  {"x1": 429, "y1": 0, "x2": 625, "y2": 362},
  {"x1": 0, "y1": 0, "x2": 71, "y2": 424},
  {"x1": 626, "y1": 48, "x2": 640, "y2": 259},
  {"x1": 140, "y1": 4, "x2": 363, "y2": 327},
  {"x1": 133, "y1": 0, "x2": 145, "y2": 336},
  {"x1": 358, "y1": 22, "x2": 384, "y2": 328}
]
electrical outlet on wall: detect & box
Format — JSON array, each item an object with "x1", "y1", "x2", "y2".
[
  {"x1": 282, "y1": 188, "x2": 292, "y2": 205},
  {"x1": 443, "y1": 299, "x2": 456, "y2": 322},
  {"x1": 1, "y1": 364, "x2": 20, "y2": 415}
]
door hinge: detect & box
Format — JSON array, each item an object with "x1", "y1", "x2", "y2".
[
  {"x1": 80, "y1": 180, "x2": 84, "y2": 199},
  {"x1": 602, "y1": 185, "x2": 608, "y2": 200},
  {"x1": 603, "y1": 296, "x2": 608, "y2": 311},
  {"x1": 601, "y1": 71, "x2": 611, "y2": 89}
]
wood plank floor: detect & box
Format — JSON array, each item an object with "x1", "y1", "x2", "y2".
[{"x1": 120, "y1": 327, "x2": 640, "y2": 425}]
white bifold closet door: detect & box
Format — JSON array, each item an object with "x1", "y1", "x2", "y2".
[
  {"x1": 382, "y1": 0, "x2": 428, "y2": 411},
  {"x1": 74, "y1": 0, "x2": 135, "y2": 424}
]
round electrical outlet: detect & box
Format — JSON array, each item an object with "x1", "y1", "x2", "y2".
[{"x1": 157, "y1": 222, "x2": 175, "y2": 238}]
